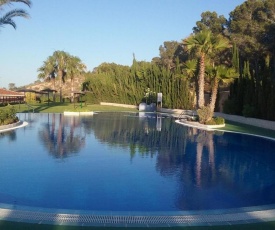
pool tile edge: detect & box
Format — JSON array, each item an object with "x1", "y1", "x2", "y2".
[{"x1": 0, "y1": 206, "x2": 275, "y2": 227}]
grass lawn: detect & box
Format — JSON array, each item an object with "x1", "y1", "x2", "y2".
[
  {"x1": 220, "y1": 120, "x2": 275, "y2": 139},
  {"x1": 2, "y1": 102, "x2": 275, "y2": 229}
]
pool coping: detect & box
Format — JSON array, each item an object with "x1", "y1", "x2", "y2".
[
  {"x1": 1, "y1": 115, "x2": 275, "y2": 227},
  {"x1": 175, "y1": 119, "x2": 275, "y2": 141},
  {"x1": 0, "y1": 203, "x2": 275, "y2": 227},
  {"x1": 64, "y1": 111, "x2": 94, "y2": 116},
  {"x1": 0, "y1": 121, "x2": 28, "y2": 133}
]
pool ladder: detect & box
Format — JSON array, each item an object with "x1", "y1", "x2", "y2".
[{"x1": 178, "y1": 110, "x2": 196, "y2": 121}]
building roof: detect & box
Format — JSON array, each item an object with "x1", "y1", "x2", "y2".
[{"x1": 0, "y1": 88, "x2": 25, "y2": 97}]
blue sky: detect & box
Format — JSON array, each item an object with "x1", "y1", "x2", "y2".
[{"x1": 0, "y1": 0, "x2": 245, "y2": 88}]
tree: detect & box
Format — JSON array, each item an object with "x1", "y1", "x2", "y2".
[
  {"x1": 227, "y1": 0, "x2": 271, "y2": 71},
  {"x1": 83, "y1": 60, "x2": 194, "y2": 109},
  {"x1": 37, "y1": 56, "x2": 56, "y2": 83},
  {"x1": 37, "y1": 51, "x2": 86, "y2": 102},
  {"x1": 206, "y1": 64, "x2": 238, "y2": 118},
  {"x1": 8, "y1": 82, "x2": 16, "y2": 90},
  {"x1": 37, "y1": 56, "x2": 57, "y2": 101},
  {"x1": 66, "y1": 56, "x2": 86, "y2": 102},
  {"x1": 224, "y1": 0, "x2": 275, "y2": 120},
  {"x1": 193, "y1": 11, "x2": 227, "y2": 35},
  {"x1": 183, "y1": 30, "x2": 230, "y2": 109},
  {"x1": 182, "y1": 59, "x2": 198, "y2": 79},
  {"x1": 159, "y1": 41, "x2": 182, "y2": 70},
  {"x1": 0, "y1": 0, "x2": 31, "y2": 30},
  {"x1": 53, "y1": 51, "x2": 69, "y2": 102}
]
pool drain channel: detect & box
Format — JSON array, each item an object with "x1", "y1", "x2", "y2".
[{"x1": 0, "y1": 208, "x2": 275, "y2": 227}]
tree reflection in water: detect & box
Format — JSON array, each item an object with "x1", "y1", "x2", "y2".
[
  {"x1": 35, "y1": 112, "x2": 275, "y2": 210},
  {"x1": 39, "y1": 113, "x2": 85, "y2": 158},
  {"x1": 83, "y1": 112, "x2": 275, "y2": 210},
  {"x1": 0, "y1": 130, "x2": 17, "y2": 142}
]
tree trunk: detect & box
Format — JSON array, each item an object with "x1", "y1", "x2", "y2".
[
  {"x1": 71, "y1": 77, "x2": 74, "y2": 103},
  {"x1": 209, "y1": 77, "x2": 219, "y2": 118},
  {"x1": 58, "y1": 70, "x2": 63, "y2": 102},
  {"x1": 198, "y1": 53, "x2": 205, "y2": 108},
  {"x1": 53, "y1": 78, "x2": 56, "y2": 102}
]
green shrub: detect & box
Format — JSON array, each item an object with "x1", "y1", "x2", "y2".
[
  {"x1": 0, "y1": 105, "x2": 18, "y2": 125},
  {"x1": 197, "y1": 105, "x2": 213, "y2": 124},
  {"x1": 214, "y1": 116, "x2": 225, "y2": 125},
  {"x1": 205, "y1": 119, "x2": 216, "y2": 125},
  {"x1": 205, "y1": 116, "x2": 225, "y2": 125}
]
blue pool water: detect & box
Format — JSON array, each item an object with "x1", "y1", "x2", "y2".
[{"x1": 0, "y1": 112, "x2": 275, "y2": 212}]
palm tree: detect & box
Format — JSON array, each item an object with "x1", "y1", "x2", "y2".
[
  {"x1": 37, "y1": 56, "x2": 56, "y2": 83},
  {"x1": 206, "y1": 64, "x2": 238, "y2": 119},
  {"x1": 52, "y1": 51, "x2": 68, "y2": 102},
  {"x1": 182, "y1": 59, "x2": 198, "y2": 79},
  {"x1": 37, "y1": 56, "x2": 57, "y2": 101},
  {"x1": 0, "y1": 0, "x2": 31, "y2": 29},
  {"x1": 37, "y1": 51, "x2": 86, "y2": 102},
  {"x1": 66, "y1": 55, "x2": 86, "y2": 102},
  {"x1": 38, "y1": 51, "x2": 69, "y2": 102},
  {"x1": 183, "y1": 30, "x2": 230, "y2": 109}
]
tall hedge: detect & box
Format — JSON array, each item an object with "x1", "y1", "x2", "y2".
[{"x1": 82, "y1": 61, "x2": 194, "y2": 110}]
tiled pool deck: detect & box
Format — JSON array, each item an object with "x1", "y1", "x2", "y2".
[{"x1": 1, "y1": 120, "x2": 275, "y2": 227}]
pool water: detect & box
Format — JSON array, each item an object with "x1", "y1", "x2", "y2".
[{"x1": 0, "y1": 112, "x2": 275, "y2": 212}]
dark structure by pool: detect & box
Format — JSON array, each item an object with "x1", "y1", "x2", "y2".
[{"x1": 1, "y1": 112, "x2": 275, "y2": 213}]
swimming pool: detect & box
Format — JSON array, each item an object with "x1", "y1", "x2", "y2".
[{"x1": 1, "y1": 112, "x2": 275, "y2": 212}]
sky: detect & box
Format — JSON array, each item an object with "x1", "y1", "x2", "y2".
[{"x1": 0, "y1": 0, "x2": 245, "y2": 89}]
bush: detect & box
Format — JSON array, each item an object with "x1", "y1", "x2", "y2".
[
  {"x1": 214, "y1": 116, "x2": 225, "y2": 125},
  {"x1": 205, "y1": 117, "x2": 225, "y2": 125},
  {"x1": 0, "y1": 105, "x2": 18, "y2": 125},
  {"x1": 197, "y1": 105, "x2": 213, "y2": 124},
  {"x1": 205, "y1": 119, "x2": 216, "y2": 125}
]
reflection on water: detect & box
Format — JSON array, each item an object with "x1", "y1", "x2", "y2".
[
  {"x1": 0, "y1": 130, "x2": 17, "y2": 141},
  {"x1": 38, "y1": 114, "x2": 85, "y2": 158},
  {"x1": 0, "y1": 112, "x2": 275, "y2": 211}
]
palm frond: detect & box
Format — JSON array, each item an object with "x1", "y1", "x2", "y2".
[
  {"x1": 0, "y1": 0, "x2": 31, "y2": 7},
  {"x1": 0, "y1": 17, "x2": 15, "y2": 28},
  {"x1": 0, "y1": 9, "x2": 29, "y2": 28},
  {"x1": 1, "y1": 8, "x2": 29, "y2": 18}
]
